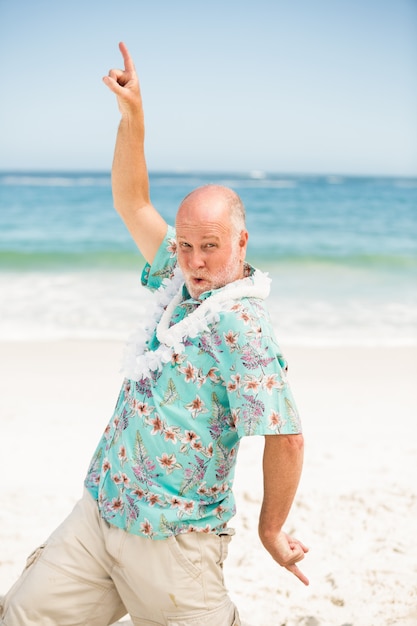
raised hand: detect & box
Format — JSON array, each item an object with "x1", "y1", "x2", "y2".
[{"x1": 103, "y1": 42, "x2": 142, "y2": 115}]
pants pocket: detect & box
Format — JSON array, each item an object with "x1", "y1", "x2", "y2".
[
  {"x1": 167, "y1": 534, "x2": 201, "y2": 580},
  {"x1": 23, "y1": 543, "x2": 46, "y2": 571},
  {"x1": 167, "y1": 600, "x2": 241, "y2": 625},
  {"x1": 0, "y1": 544, "x2": 47, "y2": 620}
]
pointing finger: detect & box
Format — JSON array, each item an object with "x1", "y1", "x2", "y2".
[
  {"x1": 286, "y1": 563, "x2": 310, "y2": 586},
  {"x1": 119, "y1": 41, "x2": 135, "y2": 73}
]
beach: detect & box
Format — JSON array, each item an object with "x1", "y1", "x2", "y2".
[
  {"x1": 1, "y1": 339, "x2": 416, "y2": 625},
  {"x1": 1, "y1": 169, "x2": 416, "y2": 624}
]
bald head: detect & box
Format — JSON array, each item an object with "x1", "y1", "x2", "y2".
[{"x1": 176, "y1": 185, "x2": 246, "y2": 239}]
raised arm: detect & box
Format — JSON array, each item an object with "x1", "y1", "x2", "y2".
[
  {"x1": 103, "y1": 42, "x2": 167, "y2": 264},
  {"x1": 258, "y1": 434, "x2": 309, "y2": 585}
]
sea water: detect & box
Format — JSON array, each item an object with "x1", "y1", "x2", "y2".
[{"x1": 0, "y1": 171, "x2": 416, "y2": 345}]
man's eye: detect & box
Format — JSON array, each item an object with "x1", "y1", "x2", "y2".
[{"x1": 180, "y1": 242, "x2": 191, "y2": 248}]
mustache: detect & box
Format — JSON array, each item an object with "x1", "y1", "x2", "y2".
[{"x1": 188, "y1": 273, "x2": 209, "y2": 280}]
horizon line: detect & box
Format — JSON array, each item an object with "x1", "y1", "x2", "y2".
[{"x1": 1, "y1": 168, "x2": 416, "y2": 180}]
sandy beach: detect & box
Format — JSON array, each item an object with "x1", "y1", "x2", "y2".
[{"x1": 1, "y1": 340, "x2": 416, "y2": 625}]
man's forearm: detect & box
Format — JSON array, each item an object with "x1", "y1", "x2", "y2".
[
  {"x1": 259, "y1": 434, "x2": 304, "y2": 539},
  {"x1": 112, "y1": 112, "x2": 150, "y2": 219},
  {"x1": 257, "y1": 433, "x2": 309, "y2": 585}
]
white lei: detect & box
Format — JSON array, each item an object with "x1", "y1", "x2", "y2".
[{"x1": 122, "y1": 265, "x2": 271, "y2": 381}]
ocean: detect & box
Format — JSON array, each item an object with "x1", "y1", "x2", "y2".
[{"x1": 1, "y1": 171, "x2": 416, "y2": 346}]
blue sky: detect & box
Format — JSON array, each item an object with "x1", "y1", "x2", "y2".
[{"x1": 1, "y1": 0, "x2": 416, "y2": 176}]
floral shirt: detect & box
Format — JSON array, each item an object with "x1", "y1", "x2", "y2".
[{"x1": 85, "y1": 226, "x2": 301, "y2": 539}]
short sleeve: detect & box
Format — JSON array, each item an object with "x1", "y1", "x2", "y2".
[
  {"x1": 141, "y1": 225, "x2": 178, "y2": 291},
  {"x1": 216, "y1": 300, "x2": 302, "y2": 438}
]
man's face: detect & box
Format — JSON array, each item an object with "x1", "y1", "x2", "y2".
[{"x1": 175, "y1": 188, "x2": 248, "y2": 300}]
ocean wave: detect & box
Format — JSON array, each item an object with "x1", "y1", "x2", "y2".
[
  {"x1": 1, "y1": 270, "x2": 415, "y2": 346},
  {"x1": 0, "y1": 173, "x2": 111, "y2": 187},
  {"x1": 0, "y1": 250, "x2": 142, "y2": 270},
  {"x1": 394, "y1": 179, "x2": 417, "y2": 189},
  {"x1": 1, "y1": 248, "x2": 415, "y2": 272},
  {"x1": 148, "y1": 173, "x2": 298, "y2": 190},
  {"x1": 222, "y1": 178, "x2": 298, "y2": 189}
]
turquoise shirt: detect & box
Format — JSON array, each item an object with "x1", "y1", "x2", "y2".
[{"x1": 85, "y1": 227, "x2": 301, "y2": 539}]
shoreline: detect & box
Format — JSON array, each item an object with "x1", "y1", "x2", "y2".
[{"x1": 1, "y1": 340, "x2": 416, "y2": 624}]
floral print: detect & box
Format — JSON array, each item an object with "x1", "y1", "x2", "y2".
[{"x1": 85, "y1": 226, "x2": 301, "y2": 539}]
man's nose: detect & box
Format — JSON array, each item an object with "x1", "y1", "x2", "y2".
[{"x1": 189, "y1": 250, "x2": 205, "y2": 269}]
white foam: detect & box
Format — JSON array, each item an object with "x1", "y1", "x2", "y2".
[{"x1": 1, "y1": 270, "x2": 416, "y2": 347}]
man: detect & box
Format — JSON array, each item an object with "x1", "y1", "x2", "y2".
[{"x1": 0, "y1": 42, "x2": 308, "y2": 626}]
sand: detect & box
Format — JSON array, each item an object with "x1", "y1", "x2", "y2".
[{"x1": 1, "y1": 340, "x2": 416, "y2": 625}]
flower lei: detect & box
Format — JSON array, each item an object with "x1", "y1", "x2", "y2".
[{"x1": 122, "y1": 265, "x2": 271, "y2": 381}]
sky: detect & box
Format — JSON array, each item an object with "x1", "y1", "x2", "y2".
[{"x1": 0, "y1": 0, "x2": 416, "y2": 176}]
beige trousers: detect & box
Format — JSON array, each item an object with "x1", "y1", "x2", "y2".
[{"x1": 0, "y1": 491, "x2": 240, "y2": 626}]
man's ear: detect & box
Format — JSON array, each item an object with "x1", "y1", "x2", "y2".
[{"x1": 239, "y1": 230, "x2": 249, "y2": 252}]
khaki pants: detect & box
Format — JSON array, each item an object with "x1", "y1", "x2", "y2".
[{"x1": 1, "y1": 491, "x2": 240, "y2": 626}]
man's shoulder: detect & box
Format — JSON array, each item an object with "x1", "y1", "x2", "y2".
[
  {"x1": 142, "y1": 225, "x2": 178, "y2": 291},
  {"x1": 216, "y1": 295, "x2": 272, "y2": 329}
]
